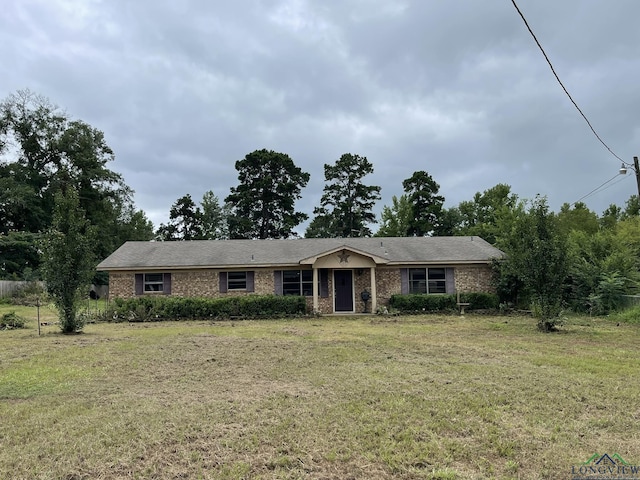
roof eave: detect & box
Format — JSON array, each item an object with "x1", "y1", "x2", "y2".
[{"x1": 97, "y1": 262, "x2": 310, "y2": 271}]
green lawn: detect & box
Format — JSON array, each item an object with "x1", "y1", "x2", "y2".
[{"x1": 1, "y1": 308, "x2": 638, "y2": 479}]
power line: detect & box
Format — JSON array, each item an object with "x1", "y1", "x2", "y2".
[
  {"x1": 573, "y1": 173, "x2": 628, "y2": 205},
  {"x1": 600, "y1": 174, "x2": 632, "y2": 193},
  {"x1": 510, "y1": 0, "x2": 626, "y2": 165}
]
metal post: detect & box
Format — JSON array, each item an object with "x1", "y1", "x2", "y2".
[
  {"x1": 37, "y1": 297, "x2": 40, "y2": 336},
  {"x1": 634, "y1": 156, "x2": 640, "y2": 198}
]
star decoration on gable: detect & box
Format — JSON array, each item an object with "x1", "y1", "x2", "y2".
[{"x1": 338, "y1": 250, "x2": 350, "y2": 264}]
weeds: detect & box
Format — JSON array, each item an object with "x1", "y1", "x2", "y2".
[{"x1": 0, "y1": 311, "x2": 26, "y2": 329}]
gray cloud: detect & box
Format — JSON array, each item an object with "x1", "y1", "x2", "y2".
[{"x1": 2, "y1": 0, "x2": 639, "y2": 232}]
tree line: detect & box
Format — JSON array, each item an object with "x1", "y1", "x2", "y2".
[
  {"x1": 155, "y1": 153, "x2": 448, "y2": 240},
  {"x1": 2, "y1": 90, "x2": 639, "y2": 331}
]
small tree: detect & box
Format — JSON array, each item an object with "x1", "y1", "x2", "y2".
[
  {"x1": 376, "y1": 194, "x2": 413, "y2": 237},
  {"x1": 41, "y1": 187, "x2": 96, "y2": 333},
  {"x1": 201, "y1": 190, "x2": 230, "y2": 240},
  {"x1": 497, "y1": 196, "x2": 568, "y2": 331},
  {"x1": 588, "y1": 272, "x2": 627, "y2": 315}
]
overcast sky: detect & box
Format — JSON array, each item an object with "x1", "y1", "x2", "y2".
[{"x1": 2, "y1": 0, "x2": 640, "y2": 231}]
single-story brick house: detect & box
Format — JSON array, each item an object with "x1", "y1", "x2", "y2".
[{"x1": 97, "y1": 236, "x2": 505, "y2": 314}]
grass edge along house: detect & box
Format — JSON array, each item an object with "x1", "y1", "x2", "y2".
[{"x1": 97, "y1": 236, "x2": 505, "y2": 315}]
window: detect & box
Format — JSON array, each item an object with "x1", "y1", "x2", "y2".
[
  {"x1": 219, "y1": 271, "x2": 254, "y2": 293},
  {"x1": 136, "y1": 273, "x2": 171, "y2": 295},
  {"x1": 144, "y1": 273, "x2": 165, "y2": 292},
  {"x1": 427, "y1": 268, "x2": 446, "y2": 294},
  {"x1": 227, "y1": 271, "x2": 247, "y2": 290},
  {"x1": 409, "y1": 268, "x2": 427, "y2": 294},
  {"x1": 409, "y1": 268, "x2": 447, "y2": 294},
  {"x1": 282, "y1": 270, "x2": 314, "y2": 296}
]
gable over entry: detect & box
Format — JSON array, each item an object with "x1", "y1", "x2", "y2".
[{"x1": 300, "y1": 246, "x2": 389, "y2": 313}]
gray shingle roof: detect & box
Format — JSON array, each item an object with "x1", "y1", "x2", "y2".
[{"x1": 97, "y1": 237, "x2": 505, "y2": 271}]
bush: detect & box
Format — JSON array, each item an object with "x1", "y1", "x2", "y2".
[
  {"x1": 389, "y1": 292, "x2": 499, "y2": 314},
  {"x1": 9, "y1": 282, "x2": 48, "y2": 306},
  {"x1": 1, "y1": 311, "x2": 27, "y2": 329},
  {"x1": 458, "y1": 292, "x2": 499, "y2": 310},
  {"x1": 110, "y1": 295, "x2": 308, "y2": 322},
  {"x1": 389, "y1": 294, "x2": 457, "y2": 313},
  {"x1": 531, "y1": 299, "x2": 564, "y2": 332},
  {"x1": 588, "y1": 272, "x2": 627, "y2": 315},
  {"x1": 611, "y1": 306, "x2": 640, "y2": 324}
]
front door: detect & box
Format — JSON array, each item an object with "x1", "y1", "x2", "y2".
[{"x1": 334, "y1": 270, "x2": 354, "y2": 312}]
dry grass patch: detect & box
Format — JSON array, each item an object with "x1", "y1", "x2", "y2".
[{"x1": 1, "y1": 312, "x2": 639, "y2": 479}]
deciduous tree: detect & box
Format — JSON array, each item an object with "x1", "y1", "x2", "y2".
[
  {"x1": 40, "y1": 187, "x2": 96, "y2": 333},
  {"x1": 622, "y1": 195, "x2": 640, "y2": 218},
  {"x1": 0, "y1": 232, "x2": 41, "y2": 279},
  {"x1": 566, "y1": 228, "x2": 638, "y2": 314},
  {"x1": 0, "y1": 90, "x2": 152, "y2": 277},
  {"x1": 455, "y1": 183, "x2": 518, "y2": 243},
  {"x1": 495, "y1": 196, "x2": 568, "y2": 331},
  {"x1": 375, "y1": 194, "x2": 412, "y2": 237},
  {"x1": 557, "y1": 202, "x2": 599, "y2": 236}
]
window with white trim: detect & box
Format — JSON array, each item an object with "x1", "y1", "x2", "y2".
[{"x1": 409, "y1": 268, "x2": 446, "y2": 294}]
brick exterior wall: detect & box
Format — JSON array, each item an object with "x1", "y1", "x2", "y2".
[
  {"x1": 108, "y1": 272, "x2": 135, "y2": 299},
  {"x1": 171, "y1": 271, "x2": 218, "y2": 297},
  {"x1": 254, "y1": 270, "x2": 273, "y2": 295},
  {"x1": 354, "y1": 269, "x2": 370, "y2": 314},
  {"x1": 376, "y1": 267, "x2": 401, "y2": 307},
  {"x1": 107, "y1": 264, "x2": 495, "y2": 313},
  {"x1": 454, "y1": 265, "x2": 495, "y2": 293}
]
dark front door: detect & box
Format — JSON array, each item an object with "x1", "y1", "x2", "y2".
[{"x1": 334, "y1": 270, "x2": 354, "y2": 312}]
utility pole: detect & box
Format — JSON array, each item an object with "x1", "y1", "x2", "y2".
[{"x1": 635, "y1": 156, "x2": 640, "y2": 198}]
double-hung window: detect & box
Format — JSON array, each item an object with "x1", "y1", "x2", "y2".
[
  {"x1": 276, "y1": 269, "x2": 328, "y2": 298},
  {"x1": 282, "y1": 270, "x2": 314, "y2": 296},
  {"x1": 219, "y1": 271, "x2": 254, "y2": 293},
  {"x1": 408, "y1": 268, "x2": 427, "y2": 294},
  {"x1": 135, "y1": 273, "x2": 171, "y2": 295},
  {"x1": 427, "y1": 268, "x2": 446, "y2": 294},
  {"x1": 408, "y1": 268, "x2": 447, "y2": 294},
  {"x1": 144, "y1": 273, "x2": 165, "y2": 292},
  {"x1": 227, "y1": 271, "x2": 247, "y2": 290}
]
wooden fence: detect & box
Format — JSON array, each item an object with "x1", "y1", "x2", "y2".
[
  {"x1": 0, "y1": 281, "x2": 32, "y2": 298},
  {"x1": 622, "y1": 295, "x2": 640, "y2": 307},
  {"x1": 0, "y1": 281, "x2": 108, "y2": 299}
]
